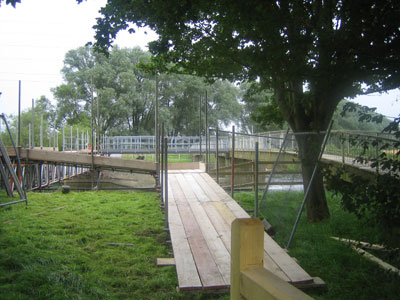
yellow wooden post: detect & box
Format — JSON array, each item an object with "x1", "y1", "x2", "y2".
[
  {"x1": 231, "y1": 218, "x2": 264, "y2": 300},
  {"x1": 231, "y1": 218, "x2": 314, "y2": 300}
]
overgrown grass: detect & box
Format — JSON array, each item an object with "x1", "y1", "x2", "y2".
[
  {"x1": 0, "y1": 191, "x2": 228, "y2": 300},
  {"x1": 235, "y1": 191, "x2": 400, "y2": 300}
]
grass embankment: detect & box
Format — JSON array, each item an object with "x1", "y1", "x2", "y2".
[
  {"x1": 235, "y1": 191, "x2": 400, "y2": 300},
  {"x1": 0, "y1": 191, "x2": 227, "y2": 300}
]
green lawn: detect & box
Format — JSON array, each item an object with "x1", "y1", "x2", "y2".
[
  {"x1": 2, "y1": 189, "x2": 399, "y2": 299},
  {"x1": 235, "y1": 191, "x2": 400, "y2": 300},
  {"x1": 0, "y1": 191, "x2": 228, "y2": 300}
]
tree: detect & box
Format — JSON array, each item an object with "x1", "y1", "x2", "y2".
[
  {"x1": 92, "y1": 0, "x2": 400, "y2": 221},
  {"x1": 54, "y1": 45, "x2": 242, "y2": 136},
  {"x1": 0, "y1": 96, "x2": 55, "y2": 148}
]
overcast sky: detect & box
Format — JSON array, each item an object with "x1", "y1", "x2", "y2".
[{"x1": 0, "y1": 0, "x2": 399, "y2": 120}]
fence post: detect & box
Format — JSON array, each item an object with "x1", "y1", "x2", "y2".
[
  {"x1": 161, "y1": 123, "x2": 164, "y2": 204},
  {"x1": 216, "y1": 126, "x2": 219, "y2": 184},
  {"x1": 231, "y1": 218, "x2": 264, "y2": 300},
  {"x1": 255, "y1": 142, "x2": 259, "y2": 217},
  {"x1": 231, "y1": 125, "x2": 235, "y2": 198},
  {"x1": 164, "y1": 137, "x2": 169, "y2": 229}
]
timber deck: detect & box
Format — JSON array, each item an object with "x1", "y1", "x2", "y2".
[{"x1": 167, "y1": 169, "x2": 316, "y2": 291}]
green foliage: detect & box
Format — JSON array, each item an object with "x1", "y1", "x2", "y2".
[
  {"x1": 54, "y1": 46, "x2": 241, "y2": 136},
  {"x1": 240, "y1": 81, "x2": 285, "y2": 132},
  {"x1": 323, "y1": 114, "x2": 400, "y2": 247},
  {"x1": 0, "y1": 96, "x2": 56, "y2": 147},
  {"x1": 92, "y1": 0, "x2": 399, "y2": 221},
  {"x1": 334, "y1": 101, "x2": 391, "y2": 131},
  {"x1": 235, "y1": 191, "x2": 400, "y2": 299},
  {"x1": 0, "y1": 0, "x2": 20, "y2": 7}
]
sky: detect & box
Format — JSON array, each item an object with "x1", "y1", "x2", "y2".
[{"x1": 0, "y1": 0, "x2": 399, "y2": 120}]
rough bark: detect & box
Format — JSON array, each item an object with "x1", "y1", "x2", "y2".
[
  {"x1": 296, "y1": 133, "x2": 330, "y2": 221},
  {"x1": 274, "y1": 82, "x2": 336, "y2": 222}
]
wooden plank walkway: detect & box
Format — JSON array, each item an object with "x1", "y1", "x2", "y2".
[{"x1": 167, "y1": 169, "x2": 314, "y2": 291}]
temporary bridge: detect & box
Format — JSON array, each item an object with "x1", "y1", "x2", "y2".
[{"x1": 166, "y1": 168, "x2": 322, "y2": 291}]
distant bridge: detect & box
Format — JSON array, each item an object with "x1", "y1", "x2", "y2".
[{"x1": 64, "y1": 131, "x2": 397, "y2": 166}]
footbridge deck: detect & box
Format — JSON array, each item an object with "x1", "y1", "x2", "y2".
[
  {"x1": 7, "y1": 148, "x2": 156, "y2": 174},
  {"x1": 167, "y1": 169, "x2": 320, "y2": 291}
]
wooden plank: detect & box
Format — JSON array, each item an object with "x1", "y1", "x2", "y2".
[
  {"x1": 199, "y1": 172, "x2": 233, "y2": 202},
  {"x1": 240, "y1": 267, "x2": 314, "y2": 300},
  {"x1": 167, "y1": 175, "x2": 202, "y2": 290},
  {"x1": 191, "y1": 172, "x2": 221, "y2": 202},
  {"x1": 217, "y1": 200, "x2": 290, "y2": 282},
  {"x1": 156, "y1": 258, "x2": 176, "y2": 266},
  {"x1": 168, "y1": 162, "x2": 200, "y2": 170},
  {"x1": 202, "y1": 202, "x2": 232, "y2": 252},
  {"x1": 350, "y1": 245, "x2": 400, "y2": 275},
  {"x1": 181, "y1": 173, "x2": 210, "y2": 202},
  {"x1": 169, "y1": 174, "x2": 226, "y2": 288},
  {"x1": 212, "y1": 201, "x2": 290, "y2": 282},
  {"x1": 19, "y1": 149, "x2": 156, "y2": 173},
  {"x1": 176, "y1": 173, "x2": 231, "y2": 285},
  {"x1": 212, "y1": 201, "x2": 236, "y2": 225},
  {"x1": 224, "y1": 198, "x2": 312, "y2": 283}
]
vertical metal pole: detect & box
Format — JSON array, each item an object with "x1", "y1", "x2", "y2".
[
  {"x1": 155, "y1": 76, "x2": 160, "y2": 187},
  {"x1": 375, "y1": 133, "x2": 379, "y2": 174},
  {"x1": 18, "y1": 80, "x2": 21, "y2": 147},
  {"x1": 164, "y1": 137, "x2": 169, "y2": 229},
  {"x1": 286, "y1": 120, "x2": 334, "y2": 249},
  {"x1": 160, "y1": 123, "x2": 164, "y2": 203},
  {"x1": 255, "y1": 141, "x2": 259, "y2": 217},
  {"x1": 91, "y1": 76, "x2": 95, "y2": 190},
  {"x1": 62, "y1": 127, "x2": 65, "y2": 151},
  {"x1": 341, "y1": 133, "x2": 345, "y2": 164},
  {"x1": 70, "y1": 126, "x2": 72, "y2": 151},
  {"x1": 205, "y1": 91, "x2": 208, "y2": 172},
  {"x1": 40, "y1": 115, "x2": 43, "y2": 149},
  {"x1": 97, "y1": 93, "x2": 100, "y2": 151},
  {"x1": 76, "y1": 128, "x2": 79, "y2": 150},
  {"x1": 231, "y1": 125, "x2": 235, "y2": 198},
  {"x1": 199, "y1": 95, "x2": 202, "y2": 158},
  {"x1": 53, "y1": 130, "x2": 56, "y2": 151},
  {"x1": 216, "y1": 126, "x2": 219, "y2": 184},
  {"x1": 28, "y1": 124, "x2": 31, "y2": 148},
  {"x1": 31, "y1": 98, "x2": 34, "y2": 148}
]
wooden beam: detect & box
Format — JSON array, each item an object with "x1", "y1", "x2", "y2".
[
  {"x1": 156, "y1": 258, "x2": 176, "y2": 267},
  {"x1": 19, "y1": 149, "x2": 156, "y2": 173}
]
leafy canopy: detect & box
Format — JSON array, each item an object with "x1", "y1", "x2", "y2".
[{"x1": 93, "y1": 0, "x2": 400, "y2": 97}]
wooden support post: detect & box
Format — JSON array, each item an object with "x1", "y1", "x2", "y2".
[
  {"x1": 231, "y1": 218, "x2": 264, "y2": 300},
  {"x1": 231, "y1": 218, "x2": 314, "y2": 300}
]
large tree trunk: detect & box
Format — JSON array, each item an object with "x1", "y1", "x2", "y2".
[
  {"x1": 274, "y1": 81, "x2": 337, "y2": 222},
  {"x1": 296, "y1": 133, "x2": 330, "y2": 221}
]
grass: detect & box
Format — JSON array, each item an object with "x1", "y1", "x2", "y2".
[
  {"x1": 0, "y1": 191, "x2": 228, "y2": 300},
  {"x1": 235, "y1": 191, "x2": 400, "y2": 300}
]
